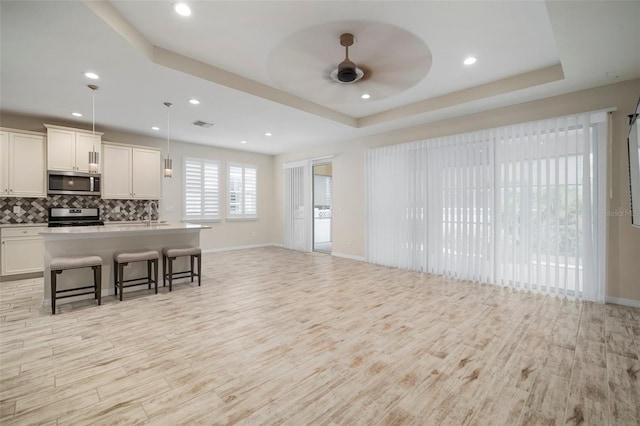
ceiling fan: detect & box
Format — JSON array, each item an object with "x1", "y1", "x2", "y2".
[
  {"x1": 266, "y1": 21, "x2": 432, "y2": 105},
  {"x1": 330, "y1": 33, "x2": 365, "y2": 84}
]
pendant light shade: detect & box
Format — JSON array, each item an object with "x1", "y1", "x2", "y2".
[
  {"x1": 163, "y1": 158, "x2": 173, "y2": 178},
  {"x1": 164, "y1": 102, "x2": 173, "y2": 178},
  {"x1": 88, "y1": 84, "x2": 100, "y2": 174}
]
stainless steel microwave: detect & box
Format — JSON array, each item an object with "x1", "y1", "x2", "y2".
[{"x1": 47, "y1": 171, "x2": 101, "y2": 196}]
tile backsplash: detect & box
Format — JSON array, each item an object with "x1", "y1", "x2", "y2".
[{"x1": 0, "y1": 196, "x2": 159, "y2": 224}]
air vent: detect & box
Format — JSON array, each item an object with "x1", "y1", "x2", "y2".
[{"x1": 193, "y1": 120, "x2": 215, "y2": 128}]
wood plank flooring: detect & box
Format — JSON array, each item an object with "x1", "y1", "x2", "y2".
[{"x1": 1, "y1": 247, "x2": 639, "y2": 425}]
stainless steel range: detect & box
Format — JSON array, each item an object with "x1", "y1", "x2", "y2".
[{"x1": 48, "y1": 207, "x2": 104, "y2": 227}]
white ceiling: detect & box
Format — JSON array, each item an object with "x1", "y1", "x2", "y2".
[{"x1": 1, "y1": 1, "x2": 639, "y2": 155}]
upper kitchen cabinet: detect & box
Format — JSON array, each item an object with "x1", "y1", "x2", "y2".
[
  {"x1": 0, "y1": 128, "x2": 46, "y2": 198},
  {"x1": 45, "y1": 124, "x2": 102, "y2": 173},
  {"x1": 102, "y1": 142, "x2": 161, "y2": 200}
]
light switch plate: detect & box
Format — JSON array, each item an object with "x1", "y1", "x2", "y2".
[{"x1": 13, "y1": 206, "x2": 21, "y2": 214}]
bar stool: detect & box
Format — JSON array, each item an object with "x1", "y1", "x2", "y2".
[
  {"x1": 50, "y1": 255, "x2": 102, "y2": 315},
  {"x1": 113, "y1": 249, "x2": 159, "y2": 301},
  {"x1": 162, "y1": 246, "x2": 202, "y2": 291}
]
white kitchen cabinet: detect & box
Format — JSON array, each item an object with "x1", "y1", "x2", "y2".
[
  {"x1": 1, "y1": 227, "x2": 45, "y2": 277},
  {"x1": 0, "y1": 131, "x2": 7, "y2": 196},
  {"x1": 132, "y1": 148, "x2": 162, "y2": 199},
  {"x1": 0, "y1": 128, "x2": 46, "y2": 197},
  {"x1": 102, "y1": 144, "x2": 132, "y2": 198},
  {"x1": 102, "y1": 142, "x2": 161, "y2": 199},
  {"x1": 45, "y1": 124, "x2": 102, "y2": 173}
]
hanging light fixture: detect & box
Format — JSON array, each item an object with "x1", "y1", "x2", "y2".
[
  {"x1": 163, "y1": 102, "x2": 173, "y2": 178},
  {"x1": 88, "y1": 84, "x2": 100, "y2": 174}
]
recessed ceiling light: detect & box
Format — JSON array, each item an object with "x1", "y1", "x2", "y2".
[
  {"x1": 361, "y1": 93, "x2": 371, "y2": 99},
  {"x1": 84, "y1": 72, "x2": 99, "y2": 80},
  {"x1": 265, "y1": 132, "x2": 272, "y2": 137},
  {"x1": 173, "y1": 2, "x2": 191, "y2": 16},
  {"x1": 71, "y1": 112, "x2": 82, "y2": 117},
  {"x1": 188, "y1": 98, "x2": 200, "y2": 105},
  {"x1": 240, "y1": 140, "x2": 247, "y2": 144},
  {"x1": 463, "y1": 56, "x2": 477, "y2": 65},
  {"x1": 152, "y1": 126, "x2": 160, "y2": 131}
]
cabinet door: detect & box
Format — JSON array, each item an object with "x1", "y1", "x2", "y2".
[
  {"x1": 10, "y1": 133, "x2": 46, "y2": 197},
  {"x1": 0, "y1": 131, "x2": 8, "y2": 195},
  {"x1": 102, "y1": 145, "x2": 132, "y2": 199},
  {"x1": 47, "y1": 128, "x2": 76, "y2": 171},
  {"x1": 132, "y1": 148, "x2": 161, "y2": 199},
  {"x1": 75, "y1": 133, "x2": 101, "y2": 173},
  {"x1": 1, "y1": 237, "x2": 44, "y2": 276}
]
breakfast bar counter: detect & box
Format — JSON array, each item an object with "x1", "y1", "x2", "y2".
[{"x1": 40, "y1": 223, "x2": 210, "y2": 306}]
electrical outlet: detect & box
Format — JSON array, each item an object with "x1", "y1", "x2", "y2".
[{"x1": 13, "y1": 206, "x2": 20, "y2": 214}]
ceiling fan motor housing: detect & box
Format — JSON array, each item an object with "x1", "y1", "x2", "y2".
[{"x1": 338, "y1": 59, "x2": 357, "y2": 82}]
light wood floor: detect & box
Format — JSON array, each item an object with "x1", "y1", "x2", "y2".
[{"x1": 1, "y1": 247, "x2": 639, "y2": 425}]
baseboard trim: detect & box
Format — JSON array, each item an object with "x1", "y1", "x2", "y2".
[
  {"x1": 1, "y1": 271, "x2": 44, "y2": 282},
  {"x1": 202, "y1": 243, "x2": 277, "y2": 254},
  {"x1": 332, "y1": 252, "x2": 365, "y2": 262},
  {"x1": 606, "y1": 296, "x2": 640, "y2": 308}
]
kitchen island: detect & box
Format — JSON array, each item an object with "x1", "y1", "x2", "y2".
[{"x1": 40, "y1": 223, "x2": 210, "y2": 306}]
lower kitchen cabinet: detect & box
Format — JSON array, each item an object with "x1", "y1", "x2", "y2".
[{"x1": 1, "y1": 227, "x2": 45, "y2": 278}]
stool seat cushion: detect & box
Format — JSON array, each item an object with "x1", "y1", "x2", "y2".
[
  {"x1": 162, "y1": 246, "x2": 201, "y2": 257},
  {"x1": 114, "y1": 249, "x2": 159, "y2": 263},
  {"x1": 51, "y1": 255, "x2": 102, "y2": 271}
]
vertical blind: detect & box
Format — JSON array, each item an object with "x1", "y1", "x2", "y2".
[
  {"x1": 365, "y1": 111, "x2": 608, "y2": 301},
  {"x1": 183, "y1": 157, "x2": 220, "y2": 220},
  {"x1": 228, "y1": 163, "x2": 257, "y2": 218},
  {"x1": 284, "y1": 161, "x2": 312, "y2": 251}
]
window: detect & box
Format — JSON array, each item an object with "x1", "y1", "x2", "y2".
[
  {"x1": 365, "y1": 111, "x2": 608, "y2": 302},
  {"x1": 183, "y1": 158, "x2": 220, "y2": 221},
  {"x1": 228, "y1": 163, "x2": 257, "y2": 219}
]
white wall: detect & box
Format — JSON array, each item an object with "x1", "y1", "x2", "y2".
[
  {"x1": 0, "y1": 112, "x2": 275, "y2": 251},
  {"x1": 273, "y1": 79, "x2": 640, "y2": 302}
]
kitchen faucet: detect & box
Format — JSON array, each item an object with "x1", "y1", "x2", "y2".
[{"x1": 148, "y1": 201, "x2": 158, "y2": 226}]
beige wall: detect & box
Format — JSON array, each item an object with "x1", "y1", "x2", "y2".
[
  {"x1": 274, "y1": 79, "x2": 640, "y2": 302},
  {"x1": 0, "y1": 112, "x2": 275, "y2": 251}
]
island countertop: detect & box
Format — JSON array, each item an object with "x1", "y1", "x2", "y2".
[{"x1": 39, "y1": 223, "x2": 211, "y2": 239}]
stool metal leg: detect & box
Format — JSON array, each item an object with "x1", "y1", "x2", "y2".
[
  {"x1": 197, "y1": 254, "x2": 201, "y2": 286},
  {"x1": 168, "y1": 257, "x2": 174, "y2": 292},
  {"x1": 153, "y1": 259, "x2": 158, "y2": 294},
  {"x1": 51, "y1": 270, "x2": 58, "y2": 315},
  {"x1": 162, "y1": 254, "x2": 167, "y2": 287},
  {"x1": 147, "y1": 260, "x2": 152, "y2": 289},
  {"x1": 113, "y1": 260, "x2": 118, "y2": 296},
  {"x1": 190, "y1": 255, "x2": 195, "y2": 282},
  {"x1": 94, "y1": 265, "x2": 102, "y2": 306},
  {"x1": 118, "y1": 262, "x2": 126, "y2": 301}
]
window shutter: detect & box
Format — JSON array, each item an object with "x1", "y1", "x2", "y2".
[
  {"x1": 183, "y1": 158, "x2": 220, "y2": 220},
  {"x1": 244, "y1": 166, "x2": 257, "y2": 216},
  {"x1": 228, "y1": 163, "x2": 258, "y2": 218}
]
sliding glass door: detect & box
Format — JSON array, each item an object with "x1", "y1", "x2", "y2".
[{"x1": 365, "y1": 111, "x2": 608, "y2": 301}]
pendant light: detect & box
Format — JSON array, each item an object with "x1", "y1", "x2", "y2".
[
  {"x1": 163, "y1": 102, "x2": 173, "y2": 178},
  {"x1": 88, "y1": 84, "x2": 100, "y2": 174}
]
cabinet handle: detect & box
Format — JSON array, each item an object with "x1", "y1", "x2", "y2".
[{"x1": 23, "y1": 231, "x2": 28, "y2": 234}]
